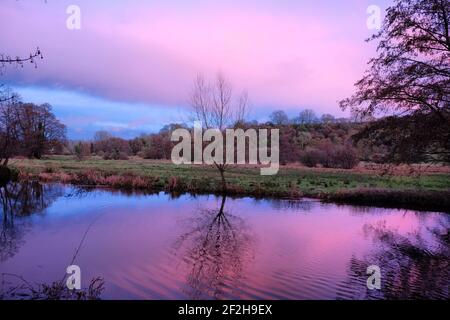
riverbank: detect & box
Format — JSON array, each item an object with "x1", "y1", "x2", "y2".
[{"x1": 9, "y1": 156, "x2": 450, "y2": 212}]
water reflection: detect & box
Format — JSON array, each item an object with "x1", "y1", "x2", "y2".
[
  {"x1": 0, "y1": 182, "x2": 64, "y2": 262},
  {"x1": 0, "y1": 182, "x2": 105, "y2": 300},
  {"x1": 266, "y1": 198, "x2": 315, "y2": 211},
  {"x1": 1, "y1": 181, "x2": 63, "y2": 217},
  {"x1": 0, "y1": 182, "x2": 448, "y2": 300},
  {"x1": 339, "y1": 218, "x2": 449, "y2": 300},
  {"x1": 173, "y1": 195, "x2": 254, "y2": 299}
]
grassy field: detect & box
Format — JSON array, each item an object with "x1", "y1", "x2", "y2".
[{"x1": 9, "y1": 155, "x2": 450, "y2": 212}]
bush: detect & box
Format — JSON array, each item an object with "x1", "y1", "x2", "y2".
[
  {"x1": 300, "y1": 145, "x2": 359, "y2": 169},
  {"x1": 103, "y1": 150, "x2": 129, "y2": 160},
  {"x1": 120, "y1": 152, "x2": 129, "y2": 160},
  {"x1": 300, "y1": 149, "x2": 326, "y2": 167},
  {"x1": 332, "y1": 146, "x2": 359, "y2": 169},
  {"x1": 140, "y1": 147, "x2": 157, "y2": 159}
]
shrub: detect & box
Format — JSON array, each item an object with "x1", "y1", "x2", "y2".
[
  {"x1": 332, "y1": 146, "x2": 359, "y2": 169},
  {"x1": 140, "y1": 147, "x2": 157, "y2": 159},
  {"x1": 300, "y1": 145, "x2": 359, "y2": 169},
  {"x1": 73, "y1": 142, "x2": 91, "y2": 161},
  {"x1": 321, "y1": 145, "x2": 359, "y2": 169},
  {"x1": 117, "y1": 152, "x2": 129, "y2": 160},
  {"x1": 103, "y1": 150, "x2": 129, "y2": 160},
  {"x1": 300, "y1": 149, "x2": 326, "y2": 167}
]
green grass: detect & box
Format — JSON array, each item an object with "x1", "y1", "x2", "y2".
[{"x1": 10, "y1": 156, "x2": 450, "y2": 201}]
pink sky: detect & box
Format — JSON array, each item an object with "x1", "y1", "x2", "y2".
[{"x1": 0, "y1": 0, "x2": 389, "y2": 124}]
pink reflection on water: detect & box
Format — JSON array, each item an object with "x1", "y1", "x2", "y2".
[{"x1": 0, "y1": 186, "x2": 448, "y2": 300}]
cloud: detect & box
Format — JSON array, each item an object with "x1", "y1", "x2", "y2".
[
  {"x1": 0, "y1": 0, "x2": 387, "y2": 116},
  {"x1": 14, "y1": 86, "x2": 186, "y2": 139}
]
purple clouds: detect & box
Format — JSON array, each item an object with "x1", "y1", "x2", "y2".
[{"x1": 1, "y1": 0, "x2": 390, "y2": 124}]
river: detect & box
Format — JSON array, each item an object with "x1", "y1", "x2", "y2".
[{"x1": 0, "y1": 182, "x2": 448, "y2": 299}]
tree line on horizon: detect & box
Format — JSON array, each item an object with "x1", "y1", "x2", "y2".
[{"x1": 65, "y1": 115, "x2": 378, "y2": 171}]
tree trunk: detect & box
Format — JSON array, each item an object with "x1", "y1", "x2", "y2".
[
  {"x1": 0, "y1": 165, "x2": 12, "y2": 186},
  {"x1": 218, "y1": 194, "x2": 227, "y2": 215},
  {"x1": 218, "y1": 167, "x2": 227, "y2": 194}
]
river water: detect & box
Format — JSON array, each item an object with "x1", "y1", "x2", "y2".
[{"x1": 0, "y1": 182, "x2": 448, "y2": 299}]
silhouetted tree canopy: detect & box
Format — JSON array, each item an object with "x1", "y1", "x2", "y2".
[
  {"x1": 269, "y1": 110, "x2": 290, "y2": 125},
  {"x1": 341, "y1": 0, "x2": 450, "y2": 163},
  {"x1": 0, "y1": 97, "x2": 66, "y2": 165},
  {"x1": 293, "y1": 109, "x2": 318, "y2": 125}
]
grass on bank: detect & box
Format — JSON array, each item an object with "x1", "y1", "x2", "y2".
[{"x1": 10, "y1": 156, "x2": 450, "y2": 208}]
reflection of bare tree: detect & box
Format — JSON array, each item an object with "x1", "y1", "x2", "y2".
[
  {"x1": 0, "y1": 206, "x2": 26, "y2": 263},
  {"x1": 339, "y1": 219, "x2": 449, "y2": 300},
  {"x1": 173, "y1": 195, "x2": 254, "y2": 299},
  {"x1": 268, "y1": 198, "x2": 316, "y2": 211},
  {"x1": 0, "y1": 182, "x2": 64, "y2": 262},
  {"x1": 1, "y1": 181, "x2": 63, "y2": 216}
]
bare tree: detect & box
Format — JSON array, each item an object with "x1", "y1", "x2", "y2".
[
  {"x1": 93, "y1": 130, "x2": 112, "y2": 142},
  {"x1": 190, "y1": 73, "x2": 249, "y2": 192},
  {"x1": 320, "y1": 114, "x2": 336, "y2": 124},
  {"x1": 0, "y1": 1, "x2": 44, "y2": 102},
  {"x1": 15, "y1": 103, "x2": 66, "y2": 159},
  {"x1": 0, "y1": 95, "x2": 21, "y2": 167},
  {"x1": 0, "y1": 3, "x2": 46, "y2": 182},
  {"x1": 294, "y1": 109, "x2": 318, "y2": 125},
  {"x1": 0, "y1": 48, "x2": 43, "y2": 103},
  {"x1": 1, "y1": 99, "x2": 66, "y2": 166},
  {"x1": 0, "y1": 85, "x2": 19, "y2": 104},
  {"x1": 0, "y1": 48, "x2": 43, "y2": 72},
  {"x1": 269, "y1": 110, "x2": 289, "y2": 126}
]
